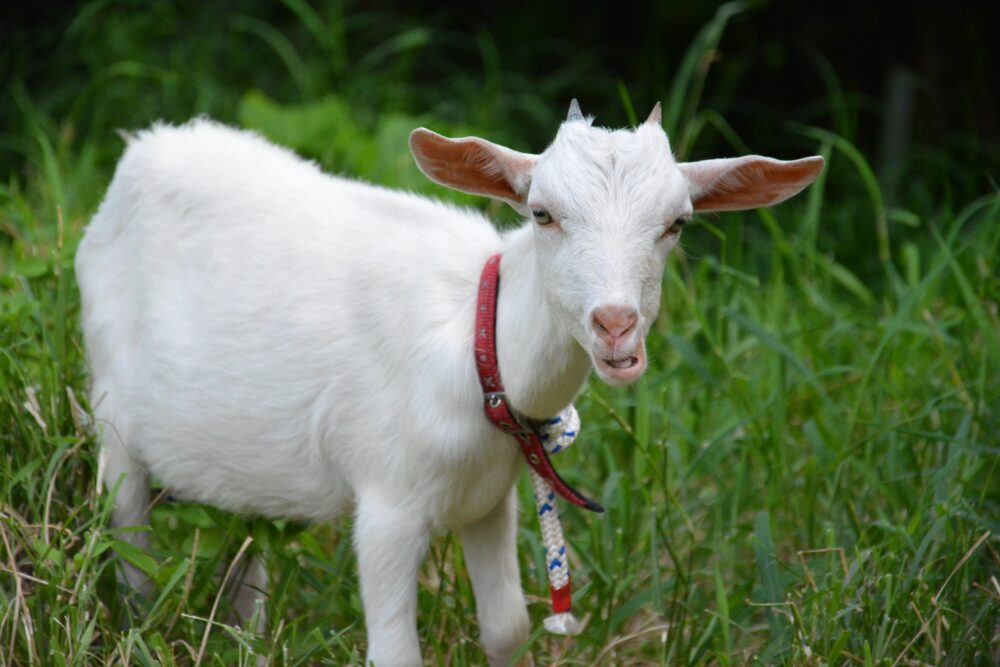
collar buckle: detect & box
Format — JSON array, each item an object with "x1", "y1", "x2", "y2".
[{"x1": 484, "y1": 391, "x2": 506, "y2": 408}]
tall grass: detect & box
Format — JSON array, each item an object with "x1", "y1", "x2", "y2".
[{"x1": 1, "y1": 2, "x2": 998, "y2": 665}]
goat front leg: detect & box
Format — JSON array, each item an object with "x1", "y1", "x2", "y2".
[
  {"x1": 355, "y1": 492, "x2": 429, "y2": 667},
  {"x1": 460, "y1": 488, "x2": 530, "y2": 667}
]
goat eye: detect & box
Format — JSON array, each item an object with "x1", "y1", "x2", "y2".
[
  {"x1": 532, "y1": 208, "x2": 553, "y2": 225},
  {"x1": 663, "y1": 217, "x2": 689, "y2": 237}
]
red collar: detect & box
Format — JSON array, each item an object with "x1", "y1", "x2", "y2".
[{"x1": 475, "y1": 254, "x2": 603, "y2": 513}]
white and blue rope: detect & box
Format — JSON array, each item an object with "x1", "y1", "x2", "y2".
[{"x1": 531, "y1": 406, "x2": 583, "y2": 636}]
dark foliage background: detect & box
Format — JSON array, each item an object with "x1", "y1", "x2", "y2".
[{"x1": 4, "y1": 1, "x2": 997, "y2": 169}]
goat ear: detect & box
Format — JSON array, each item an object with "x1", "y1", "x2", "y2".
[
  {"x1": 680, "y1": 155, "x2": 825, "y2": 212},
  {"x1": 409, "y1": 128, "x2": 536, "y2": 210}
]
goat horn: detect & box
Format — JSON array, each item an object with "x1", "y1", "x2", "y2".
[
  {"x1": 646, "y1": 101, "x2": 662, "y2": 126},
  {"x1": 567, "y1": 99, "x2": 584, "y2": 122}
]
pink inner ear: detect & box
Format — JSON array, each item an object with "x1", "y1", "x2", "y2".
[
  {"x1": 682, "y1": 155, "x2": 824, "y2": 212},
  {"x1": 409, "y1": 129, "x2": 534, "y2": 203}
]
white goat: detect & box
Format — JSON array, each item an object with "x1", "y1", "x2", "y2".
[{"x1": 76, "y1": 100, "x2": 822, "y2": 666}]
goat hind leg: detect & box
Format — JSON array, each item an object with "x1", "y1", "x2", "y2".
[
  {"x1": 101, "y1": 426, "x2": 154, "y2": 599},
  {"x1": 228, "y1": 552, "x2": 269, "y2": 635}
]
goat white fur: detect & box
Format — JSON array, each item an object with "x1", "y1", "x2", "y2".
[{"x1": 77, "y1": 102, "x2": 822, "y2": 666}]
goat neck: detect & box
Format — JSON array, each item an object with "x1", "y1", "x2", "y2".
[{"x1": 494, "y1": 225, "x2": 591, "y2": 420}]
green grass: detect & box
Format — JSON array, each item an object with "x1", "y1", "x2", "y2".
[{"x1": 2, "y1": 2, "x2": 999, "y2": 665}]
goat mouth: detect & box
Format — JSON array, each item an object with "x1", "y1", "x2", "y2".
[{"x1": 594, "y1": 339, "x2": 646, "y2": 384}]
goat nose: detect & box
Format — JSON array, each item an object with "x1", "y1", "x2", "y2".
[{"x1": 591, "y1": 305, "x2": 638, "y2": 345}]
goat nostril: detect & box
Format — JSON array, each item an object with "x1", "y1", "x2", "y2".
[{"x1": 592, "y1": 305, "x2": 639, "y2": 341}]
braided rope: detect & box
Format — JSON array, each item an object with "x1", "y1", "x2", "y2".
[{"x1": 531, "y1": 406, "x2": 583, "y2": 635}]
